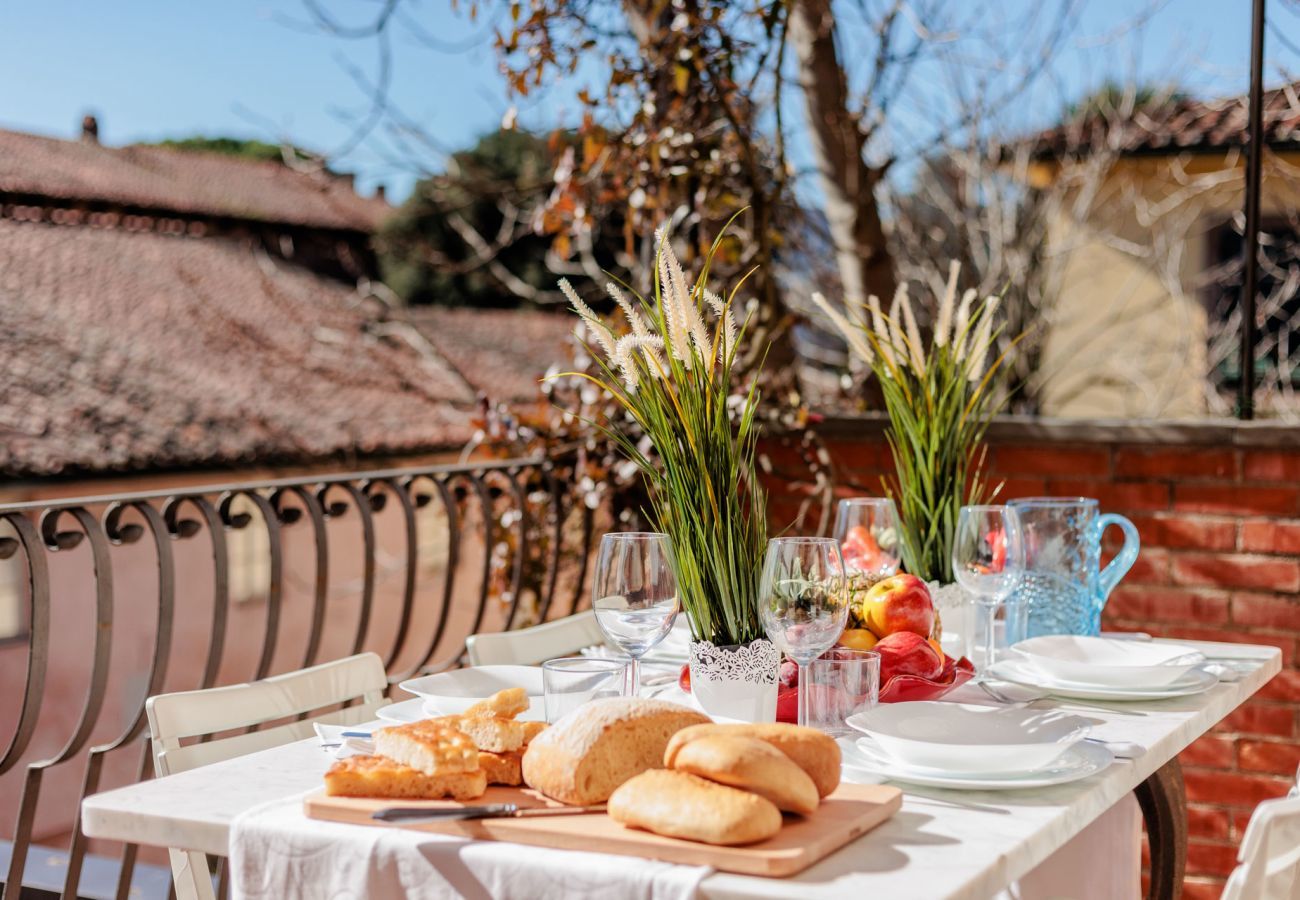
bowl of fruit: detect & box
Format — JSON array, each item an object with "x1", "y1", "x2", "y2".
[{"x1": 773, "y1": 574, "x2": 973, "y2": 719}]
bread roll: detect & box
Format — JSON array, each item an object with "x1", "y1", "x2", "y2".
[
  {"x1": 608, "y1": 769, "x2": 782, "y2": 846},
  {"x1": 521, "y1": 698, "x2": 709, "y2": 804},
  {"x1": 325, "y1": 755, "x2": 487, "y2": 801},
  {"x1": 664, "y1": 722, "x2": 841, "y2": 797},
  {"x1": 671, "y1": 734, "x2": 819, "y2": 815}
]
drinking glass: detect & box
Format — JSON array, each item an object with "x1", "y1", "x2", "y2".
[
  {"x1": 542, "y1": 657, "x2": 628, "y2": 723},
  {"x1": 806, "y1": 648, "x2": 880, "y2": 736},
  {"x1": 833, "y1": 498, "x2": 902, "y2": 579},
  {"x1": 758, "y1": 537, "x2": 849, "y2": 728},
  {"x1": 951, "y1": 505, "x2": 1025, "y2": 676},
  {"x1": 591, "y1": 532, "x2": 678, "y2": 698}
]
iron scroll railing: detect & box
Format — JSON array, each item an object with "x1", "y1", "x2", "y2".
[{"x1": 0, "y1": 455, "x2": 600, "y2": 900}]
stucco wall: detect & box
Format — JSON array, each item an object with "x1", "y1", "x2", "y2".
[{"x1": 1035, "y1": 152, "x2": 1300, "y2": 419}]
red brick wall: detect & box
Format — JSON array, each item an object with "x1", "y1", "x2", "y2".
[{"x1": 762, "y1": 416, "x2": 1299, "y2": 899}]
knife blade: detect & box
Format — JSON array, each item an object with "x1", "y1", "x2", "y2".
[{"x1": 372, "y1": 803, "x2": 605, "y2": 824}]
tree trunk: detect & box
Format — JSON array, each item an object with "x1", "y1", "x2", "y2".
[{"x1": 788, "y1": 0, "x2": 896, "y2": 309}]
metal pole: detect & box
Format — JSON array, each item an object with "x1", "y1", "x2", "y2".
[{"x1": 1239, "y1": 0, "x2": 1266, "y2": 420}]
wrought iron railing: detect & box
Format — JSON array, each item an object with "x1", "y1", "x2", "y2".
[{"x1": 0, "y1": 455, "x2": 600, "y2": 900}]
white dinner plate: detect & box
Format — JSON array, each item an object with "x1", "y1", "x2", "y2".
[
  {"x1": 844, "y1": 737, "x2": 1114, "y2": 790},
  {"x1": 845, "y1": 702, "x2": 1090, "y2": 775},
  {"x1": 399, "y1": 665, "x2": 546, "y2": 721},
  {"x1": 376, "y1": 697, "x2": 427, "y2": 723},
  {"x1": 1012, "y1": 635, "x2": 1204, "y2": 688},
  {"x1": 990, "y1": 657, "x2": 1219, "y2": 701}
]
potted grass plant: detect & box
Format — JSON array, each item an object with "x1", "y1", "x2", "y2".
[
  {"x1": 558, "y1": 223, "x2": 778, "y2": 721},
  {"x1": 812, "y1": 263, "x2": 1017, "y2": 597}
]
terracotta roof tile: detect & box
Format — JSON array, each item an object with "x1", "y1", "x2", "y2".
[
  {"x1": 1032, "y1": 81, "x2": 1300, "y2": 158},
  {"x1": 404, "y1": 307, "x2": 574, "y2": 404},
  {"x1": 0, "y1": 127, "x2": 389, "y2": 231},
  {"x1": 0, "y1": 218, "x2": 475, "y2": 478}
]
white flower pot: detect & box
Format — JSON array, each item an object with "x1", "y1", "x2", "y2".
[{"x1": 688, "y1": 638, "x2": 780, "y2": 723}]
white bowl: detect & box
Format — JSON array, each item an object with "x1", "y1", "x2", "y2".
[
  {"x1": 1013, "y1": 635, "x2": 1205, "y2": 688},
  {"x1": 399, "y1": 665, "x2": 545, "y2": 721},
  {"x1": 846, "y1": 701, "x2": 1090, "y2": 774}
]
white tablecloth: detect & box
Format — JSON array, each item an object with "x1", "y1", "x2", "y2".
[
  {"x1": 229, "y1": 778, "x2": 1138, "y2": 900},
  {"x1": 230, "y1": 793, "x2": 710, "y2": 900}
]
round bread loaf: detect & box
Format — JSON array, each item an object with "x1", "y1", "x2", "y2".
[
  {"x1": 521, "y1": 698, "x2": 709, "y2": 804},
  {"x1": 671, "y1": 734, "x2": 819, "y2": 815},
  {"x1": 608, "y1": 769, "x2": 783, "y2": 845},
  {"x1": 663, "y1": 722, "x2": 841, "y2": 797}
]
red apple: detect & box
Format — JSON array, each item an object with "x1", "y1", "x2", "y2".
[
  {"x1": 678, "y1": 663, "x2": 691, "y2": 693},
  {"x1": 859, "y1": 574, "x2": 935, "y2": 639},
  {"x1": 875, "y1": 631, "x2": 944, "y2": 683}
]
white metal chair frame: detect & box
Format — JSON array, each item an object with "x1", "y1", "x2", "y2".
[
  {"x1": 465, "y1": 609, "x2": 604, "y2": 666},
  {"x1": 145, "y1": 652, "x2": 388, "y2": 900},
  {"x1": 1222, "y1": 795, "x2": 1300, "y2": 900}
]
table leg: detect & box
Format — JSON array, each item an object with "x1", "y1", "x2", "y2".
[{"x1": 1134, "y1": 758, "x2": 1187, "y2": 900}]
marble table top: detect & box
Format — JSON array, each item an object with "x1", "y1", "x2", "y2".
[{"x1": 82, "y1": 638, "x2": 1281, "y2": 900}]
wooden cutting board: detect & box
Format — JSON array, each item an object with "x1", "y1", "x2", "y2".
[{"x1": 304, "y1": 781, "x2": 901, "y2": 878}]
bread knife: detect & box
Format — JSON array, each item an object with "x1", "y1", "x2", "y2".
[{"x1": 373, "y1": 803, "x2": 605, "y2": 823}]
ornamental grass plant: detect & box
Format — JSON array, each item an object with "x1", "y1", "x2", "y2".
[
  {"x1": 813, "y1": 262, "x2": 1017, "y2": 583},
  {"x1": 559, "y1": 225, "x2": 768, "y2": 646}
]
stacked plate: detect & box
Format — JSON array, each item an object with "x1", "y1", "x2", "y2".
[
  {"x1": 991, "y1": 635, "x2": 1217, "y2": 701},
  {"x1": 844, "y1": 701, "x2": 1112, "y2": 790},
  {"x1": 378, "y1": 666, "x2": 546, "y2": 723}
]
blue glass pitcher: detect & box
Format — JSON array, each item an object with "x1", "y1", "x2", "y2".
[{"x1": 1004, "y1": 497, "x2": 1140, "y2": 642}]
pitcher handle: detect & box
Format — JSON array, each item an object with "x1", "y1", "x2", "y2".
[{"x1": 1096, "y1": 513, "x2": 1140, "y2": 602}]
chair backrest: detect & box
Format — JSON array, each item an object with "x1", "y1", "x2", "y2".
[
  {"x1": 145, "y1": 653, "x2": 388, "y2": 900},
  {"x1": 466, "y1": 610, "x2": 605, "y2": 666},
  {"x1": 1222, "y1": 796, "x2": 1300, "y2": 900}
]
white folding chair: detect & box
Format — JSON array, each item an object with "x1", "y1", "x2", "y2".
[
  {"x1": 1221, "y1": 795, "x2": 1300, "y2": 900},
  {"x1": 145, "y1": 653, "x2": 388, "y2": 900},
  {"x1": 466, "y1": 610, "x2": 605, "y2": 666}
]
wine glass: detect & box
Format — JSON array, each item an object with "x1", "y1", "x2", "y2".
[
  {"x1": 591, "y1": 532, "x2": 679, "y2": 697},
  {"x1": 758, "y1": 537, "x2": 849, "y2": 728},
  {"x1": 951, "y1": 505, "x2": 1024, "y2": 677},
  {"x1": 833, "y1": 498, "x2": 902, "y2": 579}
]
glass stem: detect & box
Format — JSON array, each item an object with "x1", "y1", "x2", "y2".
[
  {"x1": 979, "y1": 601, "x2": 998, "y2": 675},
  {"x1": 797, "y1": 662, "x2": 810, "y2": 727},
  {"x1": 627, "y1": 655, "x2": 641, "y2": 697}
]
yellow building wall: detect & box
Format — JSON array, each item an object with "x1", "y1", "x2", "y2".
[{"x1": 1035, "y1": 151, "x2": 1300, "y2": 419}]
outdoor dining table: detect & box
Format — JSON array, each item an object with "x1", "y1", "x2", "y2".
[{"x1": 81, "y1": 637, "x2": 1281, "y2": 899}]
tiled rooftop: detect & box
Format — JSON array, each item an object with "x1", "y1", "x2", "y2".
[
  {"x1": 0, "y1": 218, "x2": 477, "y2": 477},
  {"x1": 0, "y1": 127, "x2": 389, "y2": 231},
  {"x1": 1032, "y1": 80, "x2": 1300, "y2": 157}
]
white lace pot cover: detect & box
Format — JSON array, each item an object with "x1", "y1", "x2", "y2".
[{"x1": 687, "y1": 638, "x2": 779, "y2": 722}]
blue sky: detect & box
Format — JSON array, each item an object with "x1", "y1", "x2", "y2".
[{"x1": 2, "y1": 1, "x2": 1297, "y2": 201}]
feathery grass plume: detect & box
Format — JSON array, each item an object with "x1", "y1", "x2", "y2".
[
  {"x1": 886, "y1": 287, "x2": 907, "y2": 359},
  {"x1": 898, "y1": 286, "x2": 926, "y2": 376},
  {"x1": 953, "y1": 288, "x2": 977, "y2": 361},
  {"x1": 705, "y1": 289, "x2": 738, "y2": 361},
  {"x1": 811, "y1": 292, "x2": 873, "y2": 366},
  {"x1": 557, "y1": 219, "x2": 769, "y2": 645},
  {"x1": 867, "y1": 294, "x2": 896, "y2": 369},
  {"x1": 655, "y1": 231, "x2": 694, "y2": 368},
  {"x1": 560, "y1": 278, "x2": 616, "y2": 360},
  {"x1": 934, "y1": 261, "x2": 960, "y2": 347},
  {"x1": 609, "y1": 282, "x2": 667, "y2": 373},
  {"x1": 811, "y1": 265, "x2": 1016, "y2": 582},
  {"x1": 966, "y1": 295, "x2": 1000, "y2": 381}
]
